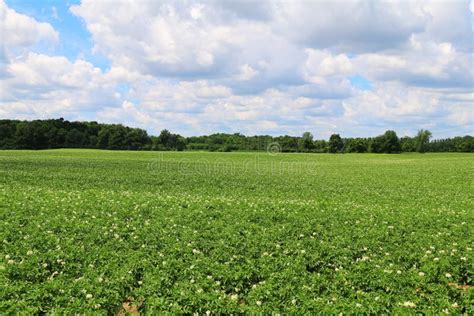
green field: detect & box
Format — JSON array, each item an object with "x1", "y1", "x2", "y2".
[{"x1": 1, "y1": 150, "x2": 473, "y2": 314}]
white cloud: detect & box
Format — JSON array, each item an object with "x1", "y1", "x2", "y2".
[
  {"x1": 237, "y1": 64, "x2": 259, "y2": 81},
  {"x1": 1, "y1": 53, "x2": 119, "y2": 118},
  {"x1": 0, "y1": 0, "x2": 472, "y2": 138},
  {"x1": 272, "y1": 1, "x2": 427, "y2": 52},
  {"x1": 303, "y1": 49, "x2": 352, "y2": 84},
  {"x1": 0, "y1": 0, "x2": 58, "y2": 59},
  {"x1": 353, "y1": 37, "x2": 473, "y2": 88},
  {"x1": 70, "y1": 1, "x2": 237, "y2": 76}
]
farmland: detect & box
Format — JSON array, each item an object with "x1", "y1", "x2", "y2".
[{"x1": 0, "y1": 149, "x2": 472, "y2": 314}]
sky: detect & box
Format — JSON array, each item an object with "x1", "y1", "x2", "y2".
[{"x1": 0, "y1": 0, "x2": 473, "y2": 138}]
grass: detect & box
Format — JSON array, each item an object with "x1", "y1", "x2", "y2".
[{"x1": 0, "y1": 149, "x2": 473, "y2": 314}]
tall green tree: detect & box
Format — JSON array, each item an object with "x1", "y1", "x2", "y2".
[
  {"x1": 299, "y1": 132, "x2": 314, "y2": 151},
  {"x1": 65, "y1": 129, "x2": 85, "y2": 148},
  {"x1": 415, "y1": 129, "x2": 432, "y2": 153},
  {"x1": 380, "y1": 130, "x2": 401, "y2": 153},
  {"x1": 328, "y1": 134, "x2": 343, "y2": 153}
]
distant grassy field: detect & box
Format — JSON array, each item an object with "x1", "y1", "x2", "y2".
[{"x1": 0, "y1": 150, "x2": 472, "y2": 314}]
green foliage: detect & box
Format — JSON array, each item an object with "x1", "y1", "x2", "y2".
[
  {"x1": 400, "y1": 136, "x2": 416, "y2": 152},
  {"x1": 299, "y1": 132, "x2": 314, "y2": 152},
  {"x1": 328, "y1": 134, "x2": 343, "y2": 153},
  {"x1": 0, "y1": 120, "x2": 472, "y2": 153},
  {"x1": 1, "y1": 150, "x2": 472, "y2": 314},
  {"x1": 369, "y1": 130, "x2": 401, "y2": 154},
  {"x1": 345, "y1": 138, "x2": 369, "y2": 153},
  {"x1": 415, "y1": 129, "x2": 432, "y2": 153}
]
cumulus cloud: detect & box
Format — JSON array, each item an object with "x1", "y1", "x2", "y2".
[
  {"x1": 273, "y1": 1, "x2": 429, "y2": 52},
  {"x1": 237, "y1": 64, "x2": 259, "y2": 81},
  {"x1": 0, "y1": 0, "x2": 472, "y2": 138},
  {"x1": 353, "y1": 37, "x2": 473, "y2": 88},
  {"x1": 0, "y1": 0, "x2": 58, "y2": 59},
  {"x1": 303, "y1": 49, "x2": 352, "y2": 84},
  {"x1": 1, "y1": 53, "x2": 119, "y2": 118}
]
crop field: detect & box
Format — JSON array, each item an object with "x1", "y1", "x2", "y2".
[{"x1": 0, "y1": 150, "x2": 472, "y2": 314}]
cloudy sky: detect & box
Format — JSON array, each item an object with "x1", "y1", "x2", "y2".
[{"x1": 1, "y1": 0, "x2": 473, "y2": 138}]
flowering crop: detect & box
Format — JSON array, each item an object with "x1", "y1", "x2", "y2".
[{"x1": 0, "y1": 150, "x2": 472, "y2": 314}]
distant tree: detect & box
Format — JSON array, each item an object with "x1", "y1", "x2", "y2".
[
  {"x1": 328, "y1": 134, "x2": 343, "y2": 153},
  {"x1": 380, "y1": 130, "x2": 401, "y2": 153},
  {"x1": 108, "y1": 125, "x2": 127, "y2": 150},
  {"x1": 125, "y1": 128, "x2": 150, "y2": 150},
  {"x1": 314, "y1": 140, "x2": 328, "y2": 153},
  {"x1": 299, "y1": 132, "x2": 314, "y2": 151},
  {"x1": 400, "y1": 136, "x2": 415, "y2": 152},
  {"x1": 275, "y1": 136, "x2": 298, "y2": 152},
  {"x1": 158, "y1": 129, "x2": 171, "y2": 149},
  {"x1": 0, "y1": 121, "x2": 17, "y2": 148},
  {"x1": 14, "y1": 122, "x2": 35, "y2": 149},
  {"x1": 65, "y1": 129, "x2": 85, "y2": 148},
  {"x1": 168, "y1": 134, "x2": 186, "y2": 151},
  {"x1": 0, "y1": 118, "x2": 471, "y2": 153},
  {"x1": 369, "y1": 136, "x2": 383, "y2": 153},
  {"x1": 346, "y1": 138, "x2": 368, "y2": 153},
  {"x1": 97, "y1": 128, "x2": 111, "y2": 149},
  {"x1": 154, "y1": 129, "x2": 185, "y2": 151},
  {"x1": 415, "y1": 129, "x2": 432, "y2": 153}
]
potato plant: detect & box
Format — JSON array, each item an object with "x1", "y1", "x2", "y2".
[{"x1": 0, "y1": 150, "x2": 472, "y2": 314}]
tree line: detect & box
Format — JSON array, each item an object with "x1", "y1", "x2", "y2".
[{"x1": 0, "y1": 119, "x2": 472, "y2": 153}]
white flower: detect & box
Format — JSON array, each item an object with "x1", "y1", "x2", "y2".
[
  {"x1": 397, "y1": 270, "x2": 402, "y2": 275},
  {"x1": 433, "y1": 257, "x2": 440, "y2": 261},
  {"x1": 230, "y1": 294, "x2": 238, "y2": 301},
  {"x1": 356, "y1": 303, "x2": 362, "y2": 307},
  {"x1": 418, "y1": 272, "x2": 425, "y2": 277},
  {"x1": 445, "y1": 273, "x2": 452, "y2": 278},
  {"x1": 401, "y1": 301, "x2": 416, "y2": 308},
  {"x1": 460, "y1": 257, "x2": 467, "y2": 261},
  {"x1": 256, "y1": 300, "x2": 262, "y2": 306},
  {"x1": 291, "y1": 299, "x2": 296, "y2": 304},
  {"x1": 86, "y1": 293, "x2": 93, "y2": 299},
  {"x1": 27, "y1": 250, "x2": 33, "y2": 256},
  {"x1": 5, "y1": 255, "x2": 10, "y2": 260}
]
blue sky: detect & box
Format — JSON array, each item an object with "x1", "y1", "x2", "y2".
[
  {"x1": 1, "y1": 0, "x2": 473, "y2": 138},
  {"x1": 5, "y1": 0, "x2": 110, "y2": 69}
]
